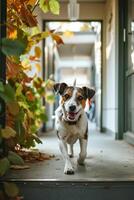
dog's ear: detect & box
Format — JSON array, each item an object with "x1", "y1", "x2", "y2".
[
  {"x1": 53, "y1": 83, "x2": 68, "y2": 95},
  {"x1": 82, "y1": 87, "x2": 95, "y2": 99}
]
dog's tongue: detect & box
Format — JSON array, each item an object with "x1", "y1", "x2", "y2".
[{"x1": 68, "y1": 112, "x2": 76, "y2": 120}]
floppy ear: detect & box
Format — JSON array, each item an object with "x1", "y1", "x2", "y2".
[
  {"x1": 53, "y1": 83, "x2": 68, "y2": 95},
  {"x1": 82, "y1": 87, "x2": 95, "y2": 99}
]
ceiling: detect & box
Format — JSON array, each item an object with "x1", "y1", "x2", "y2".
[
  {"x1": 56, "y1": 32, "x2": 96, "y2": 58},
  {"x1": 57, "y1": 43, "x2": 94, "y2": 57}
]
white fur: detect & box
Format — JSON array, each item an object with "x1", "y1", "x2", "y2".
[{"x1": 55, "y1": 95, "x2": 88, "y2": 174}]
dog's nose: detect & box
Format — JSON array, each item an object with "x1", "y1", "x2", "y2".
[{"x1": 69, "y1": 105, "x2": 76, "y2": 112}]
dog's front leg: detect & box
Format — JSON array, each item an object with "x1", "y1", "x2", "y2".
[
  {"x1": 68, "y1": 144, "x2": 74, "y2": 158},
  {"x1": 59, "y1": 140, "x2": 74, "y2": 174},
  {"x1": 77, "y1": 138, "x2": 87, "y2": 165}
]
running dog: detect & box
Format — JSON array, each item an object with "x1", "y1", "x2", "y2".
[{"x1": 54, "y1": 82, "x2": 95, "y2": 174}]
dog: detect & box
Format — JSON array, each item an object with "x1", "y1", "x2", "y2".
[{"x1": 54, "y1": 82, "x2": 95, "y2": 174}]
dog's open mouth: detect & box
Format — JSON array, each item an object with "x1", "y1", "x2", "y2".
[{"x1": 67, "y1": 111, "x2": 79, "y2": 120}]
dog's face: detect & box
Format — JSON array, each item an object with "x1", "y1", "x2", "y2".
[{"x1": 54, "y1": 83, "x2": 95, "y2": 121}]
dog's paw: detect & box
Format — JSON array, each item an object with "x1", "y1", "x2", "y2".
[
  {"x1": 77, "y1": 158, "x2": 85, "y2": 166},
  {"x1": 64, "y1": 168, "x2": 74, "y2": 175},
  {"x1": 64, "y1": 164, "x2": 74, "y2": 175}
]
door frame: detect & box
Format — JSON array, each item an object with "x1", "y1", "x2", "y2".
[
  {"x1": 122, "y1": 0, "x2": 134, "y2": 144},
  {"x1": 43, "y1": 20, "x2": 104, "y2": 131},
  {"x1": 118, "y1": 0, "x2": 127, "y2": 139}
]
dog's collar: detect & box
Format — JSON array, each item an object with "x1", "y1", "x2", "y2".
[{"x1": 63, "y1": 115, "x2": 81, "y2": 125}]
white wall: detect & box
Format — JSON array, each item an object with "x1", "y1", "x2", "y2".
[{"x1": 102, "y1": 0, "x2": 118, "y2": 134}]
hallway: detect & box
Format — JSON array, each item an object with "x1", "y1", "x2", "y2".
[{"x1": 3, "y1": 122, "x2": 134, "y2": 181}]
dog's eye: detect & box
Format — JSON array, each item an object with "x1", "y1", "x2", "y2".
[
  {"x1": 64, "y1": 93, "x2": 70, "y2": 99},
  {"x1": 77, "y1": 96, "x2": 84, "y2": 101}
]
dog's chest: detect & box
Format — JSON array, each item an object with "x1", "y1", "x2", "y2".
[
  {"x1": 63, "y1": 125, "x2": 81, "y2": 143},
  {"x1": 58, "y1": 118, "x2": 87, "y2": 144}
]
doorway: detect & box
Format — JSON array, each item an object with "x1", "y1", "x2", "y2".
[{"x1": 44, "y1": 21, "x2": 102, "y2": 131}]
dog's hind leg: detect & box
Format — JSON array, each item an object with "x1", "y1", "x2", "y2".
[
  {"x1": 77, "y1": 138, "x2": 87, "y2": 165},
  {"x1": 68, "y1": 144, "x2": 74, "y2": 158},
  {"x1": 59, "y1": 140, "x2": 74, "y2": 174}
]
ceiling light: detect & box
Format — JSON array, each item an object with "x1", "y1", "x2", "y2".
[{"x1": 68, "y1": 0, "x2": 79, "y2": 21}]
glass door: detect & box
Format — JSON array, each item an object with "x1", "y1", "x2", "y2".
[{"x1": 126, "y1": 0, "x2": 134, "y2": 133}]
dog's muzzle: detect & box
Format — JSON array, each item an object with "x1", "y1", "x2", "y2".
[
  {"x1": 67, "y1": 110, "x2": 80, "y2": 121},
  {"x1": 69, "y1": 105, "x2": 76, "y2": 112}
]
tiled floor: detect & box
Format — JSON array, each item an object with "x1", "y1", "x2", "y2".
[{"x1": 2, "y1": 122, "x2": 134, "y2": 181}]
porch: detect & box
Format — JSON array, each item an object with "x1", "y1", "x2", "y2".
[{"x1": 2, "y1": 122, "x2": 134, "y2": 181}]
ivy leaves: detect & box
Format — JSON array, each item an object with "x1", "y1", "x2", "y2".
[
  {"x1": 39, "y1": 0, "x2": 60, "y2": 15},
  {"x1": 0, "y1": 151, "x2": 25, "y2": 177},
  {"x1": 0, "y1": 158, "x2": 10, "y2": 177},
  {"x1": 0, "y1": 0, "x2": 62, "y2": 179},
  {"x1": 1, "y1": 127, "x2": 16, "y2": 139},
  {"x1": 1, "y1": 38, "x2": 27, "y2": 57}
]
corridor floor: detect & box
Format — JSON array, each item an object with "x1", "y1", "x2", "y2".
[{"x1": 3, "y1": 123, "x2": 134, "y2": 181}]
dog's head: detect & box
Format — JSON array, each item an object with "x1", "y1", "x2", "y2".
[{"x1": 54, "y1": 83, "x2": 95, "y2": 121}]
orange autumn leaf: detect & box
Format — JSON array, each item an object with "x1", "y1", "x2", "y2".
[
  {"x1": 51, "y1": 34, "x2": 64, "y2": 45},
  {"x1": 6, "y1": 108, "x2": 15, "y2": 128},
  {"x1": 28, "y1": 0, "x2": 37, "y2": 5},
  {"x1": 29, "y1": 55, "x2": 38, "y2": 61},
  {"x1": 22, "y1": 74, "x2": 33, "y2": 84},
  {"x1": 35, "y1": 63, "x2": 41, "y2": 72},
  {"x1": 20, "y1": 3, "x2": 37, "y2": 27},
  {"x1": 26, "y1": 91, "x2": 35, "y2": 101},
  {"x1": 8, "y1": 29, "x2": 17, "y2": 39},
  {"x1": 6, "y1": 58, "x2": 21, "y2": 79},
  {"x1": 34, "y1": 46, "x2": 42, "y2": 58}
]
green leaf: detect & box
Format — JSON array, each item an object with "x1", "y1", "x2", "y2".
[
  {"x1": 18, "y1": 101, "x2": 29, "y2": 110},
  {"x1": 25, "y1": 136, "x2": 36, "y2": 148},
  {"x1": 45, "y1": 93, "x2": 55, "y2": 104},
  {"x1": 49, "y1": 0, "x2": 60, "y2": 15},
  {"x1": 1, "y1": 127, "x2": 16, "y2": 139},
  {"x1": 0, "y1": 83, "x2": 15, "y2": 103},
  {"x1": 1, "y1": 38, "x2": 27, "y2": 56},
  {"x1": 16, "y1": 110, "x2": 25, "y2": 121},
  {"x1": 39, "y1": 113, "x2": 48, "y2": 122},
  {"x1": 16, "y1": 84, "x2": 23, "y2": 96},
  {"x1": 7, "y1": 101, "x2": 19, "y2": 116},
  {"x1": 0, "y1": 82, "x2": 4, "y2": 92},
  {"x1": 4, "y1": 182, "x2": 19, "y2": 197},
  {"x1": 14, "y1": 120, "x2": 25, "y2": 138},
  {"x1": 33, "y1": 135, "x2": 42, "y2": 144},
  {"x1": 0, "y1": 158, "x2": 10, "y2": 177},
  {"x1": 7, "y1": 151, "x2": 24, "y2": 165},
  {"x1": 39, "y1": 0, "x2": 49, "y2": 13}
]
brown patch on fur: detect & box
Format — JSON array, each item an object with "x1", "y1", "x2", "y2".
[
  {"x1": 76, "y1": 89, "x2": 86, "y2": 108},
  {"x1": 81, "y1": 99, "x2": 86, "y2": 108},
  {"x1": 60, "y1": 87, "x2": 86, "y2": 108},
  {"x1": 61, "y1": 87, "x2": 73, "y2": 104}
]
